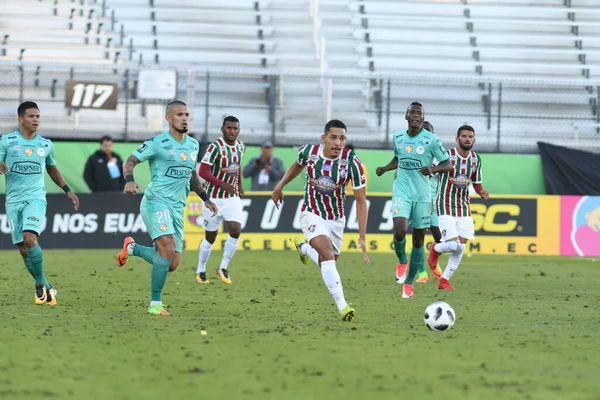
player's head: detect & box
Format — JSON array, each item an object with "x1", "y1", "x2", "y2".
[
  {"x1": 456, "y1": 125, "x2": 475, "y2": 151},
  {"x1": 100, "y1": 135, "x2": 113, "y2": 154},
  {"x1": 405, "y1": 102, "x2": 424, "y2": 130},
  {"x1": 221, "y1": 116, "x2": 240, "y2": 144},
  {"x1": 166, "y1": 100, "x2": 189, "y2": 134},
  {"x1": 322, "y1": 119, "x2": 347, "y2": 158},
  {"x1": 17, "y1": 101, "x2": 40, "y2": 133},
  {"x1": 422, "y1": 121, "x2": 434, "y2": 133}
]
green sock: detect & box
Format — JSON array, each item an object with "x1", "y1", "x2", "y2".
[
  {"x1": 406, "y1": 246, "x2": 425, "y2": 285},
  {"x1": 418, "y1": 254, "x2": 426, "y2": 273},
  {"x1": 393, "y1": 237, "x2": 407, "y2": 264},
  {"x1": 22, "y1": 256, "x2": 35, "y2": 280},
  {"x1": 151, "y1": 254, "x2": 171, "y2": 302},
  {"x1": 133, "y1": 244, "x2": 156, "y2": 265},
  {"x1": 26, "y1": 244, "x2": 46, "y2": 286}
]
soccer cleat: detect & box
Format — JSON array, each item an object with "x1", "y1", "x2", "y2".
[
  {"x1": 293, "y1": 236, "x2": 310, "y2": 265},
  {"x1": 395, "y1": 263, "x2": 408, "y2": 284},
  {"x1": 402, "y1": 283, "x2": 414, "y2": 299},
  {"x1": 35, "y1": 284, "x2": 47, "y2": 305},
  {"x1": 438, "y1": 278, "x2": 456, "y2": 291},
  {"x1": 416, "y1": 271, "x2": 429, "y2": 284},
  {"x1": 427, "y1": 247, "x2": 441, "y2": 269},
  {"x1": 430, "y1": 265, "x2": 443, "y2": 280},
  {"x1": 340, "y1": 305, "x2": 355, "y2": 321},
  {"x1": 46, "y1": 285, "x2": 57, "y2": 306},
  {"x1": 217, "y1": 268, "x2": 232, "y2": 284},
  {"x1": 195, "y1": 272, "x2": 210, "y2": 284},
  {"x1": 117, "y1": 237, "x2": 135, "y2": 267},
  {"x1": 147, "y1": 304, "x2": 171, "y2": 316}
]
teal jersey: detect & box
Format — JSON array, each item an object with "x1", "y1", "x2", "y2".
[
  {"x1": 429, "y1": 174, "x2": 439, "y2": 200},
  {"x1": 0, "y1": 131, "x2": 56, "y2": 204},
  {"x1": 132, "y1": 131, "x2": 199, "y2": 210},
  {"x1": 393, "y1": 128, "x2": 449, "y2": 202}
]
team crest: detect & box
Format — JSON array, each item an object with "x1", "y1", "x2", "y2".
[
  {"x1": 180, "y1": 152, "x2": 188, "y2": 161},
  {"x1": 160, "y1": 224, "x2": 167, "y2": 232},
  {"x1": 310, "y1": 154, "x2": 319, "y2": 162},
  {"x1": 339, "y1": 169, "x2": 347, "y2": 178},
  {"x1": 405, "y1": 145, "x2": 413, "y2": 153},
  {"x1": 416, "y1": 146, "x2": 424, "y2": 155},
  {"x1": 37, "y1": 148, "x2": 45, "y2": 157},
  {"x1": 340, "y1": 159, "x2": 348, "y2": 166},
  {"x1": 308, "y1": 224, "x2": 316, "y2": 232},
  {"x1": 25, "y1": 148, "x2": 33, "y2": 156},
  {"x1": 191, "y1": 152, "x2": 197, "y2": 161}
]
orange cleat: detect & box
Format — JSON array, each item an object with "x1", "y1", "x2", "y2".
[
  {"x1": 438, "y1": 278, "x2": 456, "y2": 291},
  {"x1": 117, "y1": 237, "x2": 135, "y2": 267}
]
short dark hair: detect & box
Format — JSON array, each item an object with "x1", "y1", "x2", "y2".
[
  {"x1": 100, "y1": 135, "x2": 113, "y2": 143},
  {"x1": 406, "y1": 101, "x2": 424, "y2": 113},
  {"x1": 222, "y1": 116, "x2": 239, "y2": 127},
  {"x1": 346, "y1": 143, "x2": 355, "y2": 151},
  {"x1": 18, "y1": 101, "x2": 39, "y2": 116},
  {"x1": 422, "y1": 121, "x2": 434, "y2": 133},
  {"x1": 324, "y1": 119, "x2": 346, "y2": 134},
  {"x1": 166, "y1": 100, "x2": 186, "y2": 113},
  {"x1": 456, "y1": 124, "x2": 475, "y2": 137}
]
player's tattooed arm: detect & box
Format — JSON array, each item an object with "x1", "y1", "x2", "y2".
[
  {"x1": 376, "y1": 157, "x2": 398, "y2": 176},
  {"x1": 123, "y1": 155, "x2": 142, "y2": 194},
  {"x1": 190, "y1": 171, "x2": 218, "y2": 216},
  {"x1": 46, "y1": 165, "x2": 80, "y2": 210}
]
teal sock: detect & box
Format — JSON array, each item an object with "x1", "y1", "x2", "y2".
[
  {"x1": 393, "y1": 237, "x2": 407, "y2": 264},
  {"x1": 26, "y1": 244, "x2": 46, "y2": 286},
  {"x1": 22, "y1": 256, "x2": 35, "y2": 280},
  {"x1": 133, "y1": 244, "x2": 156, "y2": 265},
  {"x1": 151, "y1": 254, "x2": 171, "y2": 302},
  {"x1": 406, "y1": 246, "x2": 425, "y2": 284}
]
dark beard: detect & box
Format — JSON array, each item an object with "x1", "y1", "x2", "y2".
[
  {"x1": 459, "y1": 143, "x2": 472, "y2": 151},
  {"x1": 175, "y1": 127, "x2": 188, "y2": 134}
]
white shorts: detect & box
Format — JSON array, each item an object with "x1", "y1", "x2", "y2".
[
  {"x1": 300, "y1": 211, "x2": 345, "y2": 255},
  {"x1": 203, "y1": 197, "x2": 242, "y2": 231},
  {"x1": 439, "y1": 215, "x2": 475, "y2": 241}
]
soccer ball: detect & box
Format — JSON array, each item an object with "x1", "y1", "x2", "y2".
[{"x1": 424, "y1": 301, "x2": 456, "y2": 331}]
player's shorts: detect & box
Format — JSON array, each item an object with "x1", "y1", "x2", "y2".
[
  {"x1": 5, "y1": 199, "x2": 47, "y2": 245},
  {"x1": 202, "y1": 197, "x2": 243, "y2": 232},
  {"x1": 390, "y1": 195, "x2": 431, "y2": 229},
  {"x1": 430, "y1": 200, "x2": 439, "y2": 227},
  {"x1": 140, "y1": 196, "x2": 184, "y2": 253},
  {"x1": 439, "y1": 215, "x2": 475, "y2": 241},
  {"x1": 300, "y1": 211, "x2": 345, "y2": 255}
]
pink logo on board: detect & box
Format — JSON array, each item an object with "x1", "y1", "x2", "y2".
[{"x1": 560, "y1": 196, "x2": 600, "y2": 256}]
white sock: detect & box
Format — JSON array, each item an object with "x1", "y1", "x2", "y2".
[
  {"x1": 442, "y1": 243, "x2": 466, "y2": 280},
  {"x1": 219, "y1": 236, "x2": 239, "y2": 270},
  {"x1": 149, "y1": 301, "x2": 162, "y2": 307},
  {"x1": 196, "y1": 239, "x2": 213, "y2": 274},
  {"x1": 127, "y1": 242, "x2": 135, "y2": 256},
  {"x1": 300, "y1": 243, "x2": 320, "y2": 265},
  {"x1": 320, "y1": 260, "x2": 348, "y2": 312},
  {"x1": 434, "y1": 240, "x2": 460, "y2": 254}
]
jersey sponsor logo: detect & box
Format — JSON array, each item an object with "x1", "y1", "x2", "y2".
[
  {"x1": 222, "y1": 162, "x2": 240, "y2": 176},
  {"x1": 450, "y1": 174, "x2": 470, "y2": 189},
  {"x1": 180, "y1": 152, "x2": 188, "y2": 161},
  {"x1": 165, "y1": 166, "x2": 193, "y2": 179},
  {"x1": 160, "y1": 224, "x2": 167, "y2": 232},
  {"x1": 10, "y1": 161, "x2": 42, "y2": 175},
  {"x1": 310, "y1": 175, "x2": 340, "y2": 195},
  {"x1": 416, "y1": 146, "x2": 425, "y2": 155},
  {"x1": 340, "y1": 159, "x2": 348, "y2": 166},
  {"x1": 405, "y1": 145, "x2": 413, "y2": 153},
  {"x1": 191, "y1": 152, "x2": 197, "y2": 161},
  {"x1": 161, "y1": 138, "x2": 169, "y2": 143},
  {"x1": 25, "y1": 148, "x2": 33, "y2": 156},
  {"x1": 398, "y1": 159, "x2": 423, "y2": 170},
  {"x1": 37, "y1": 148, "x2": 45, "y2": 157}
]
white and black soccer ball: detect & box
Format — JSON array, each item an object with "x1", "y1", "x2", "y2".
[{"x1": 424, "y1": 301, "x2": 456, "y2": 331}]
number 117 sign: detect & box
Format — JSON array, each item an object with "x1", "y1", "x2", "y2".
[{"x1": 65, "y1": 80, "x2": 119, "y2": 110}]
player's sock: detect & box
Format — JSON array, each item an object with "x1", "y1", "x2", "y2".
[
  {"x1": 133, "y1": 244, "x2": 156, "y2": 264},
  {"x1": 405, "y1": 246, "x2": 424, "y2": 285},
  {"x1": 151, "y1": 253, "x2": 171, "y2": 302},
  {"x1": 219, "y1": 236, "x2": 239, "y2": 270},
  {"x1": 300, "y1": 243, "x2": 319, "y2": 265},
  {"x1": 196, "y1": 239, "x2": 213, "y2": 274},
  {"x1": 418, "y1": 255, "x2": 426, "y2": 273},
  {"x1": 442, "y1": 243, "x2": 466, "y2": 280},
  {"x1": 26, "y1": 244, "x2": 47, "y2": 286},
  {"x1": 320, "y1": 260, "x2": 348, "y2": 312},
  {"x1": 393, "y1": 237, "x2": 408, "y2": 264},
  {"x1": 22, "y1": 256, "x2": 35, "y2": 279},
  {"x1": 434, "y1": 240, "x2": 460, "y2": 254}
]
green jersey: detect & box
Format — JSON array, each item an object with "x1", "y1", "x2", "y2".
[
  {"x1": 0, "y1": 131, "x2": 56, "y2": 204},
  {"x1": 132, "y1": 131, "x2": 199, "y2": 210},
  {"x1": 393, "y1": 128, "x2": 449, "y2": 203}
]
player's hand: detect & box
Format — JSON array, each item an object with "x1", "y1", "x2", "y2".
[
  {"x1": 238, "y1": 186, "x2": 245, "y2": 197},
  {"x1": 358, "y1": 235, "x2": 370, "y2": 264},
  {"x1": 271, "y1": 187, "x2": 284, "y2": 209},
  {"x1": 419, "y1": 166, "x2": 434, "y2": 176},
  {"x1": 204, "y1": 200, "x2": 218, "y2": 217},
  {"x1": 221, "y1": 182, "x2": 238, "y2": 196},
  {"x1": 124, "y1": 182, "x2": 141, "y2": 195},
  {"x1": 0, "y1": 162, "x2": 8, "y2": 175},
  {"x1": 479, "y1": 189, "x2": 490, "y2": 199},
  {"x1": 67, "y1": 191, "x2": 80, "y2": 211},
  {"x1": 375, "y1": 166, "x2": 386, "y2": 177}
]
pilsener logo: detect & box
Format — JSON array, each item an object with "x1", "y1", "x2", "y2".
[
  {"x1": 470, "y1": 199, "x2": 536, "y2": 236},
  {"x1": 398, "y1": 159, "x2": 423, "y2": 170},
  {"x1": 165, "y1": 166, "x2": 193, "y2": 179},
  {"x1": 10, "y1": 161, "x2": 42, "y2": 175}
]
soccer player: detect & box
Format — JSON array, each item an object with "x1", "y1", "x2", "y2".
[
  {"x1": 195, "y1": 116, "x2": 245, "y2": 285},
  {"x1": 271, "y1": 119, "x2": 369, "y2": 321},
  {"x1": 0, "y1": 101, "x2": 80, "y2": 305},
  {"x1": 116, "y1": 100, "x2": 218, "y2": 316},
  {"x1": 427, "y1": 125, "x2": 489, "y2": 290},
  {"x1": 375, "y1": 102, "x2": 452, "y2": 299}
]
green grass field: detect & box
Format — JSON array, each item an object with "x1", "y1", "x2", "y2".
[{"x1": 0, "y1": 249, "x2": 599, "y2": 400}]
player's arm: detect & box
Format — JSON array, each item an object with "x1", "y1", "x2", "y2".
[
  {"x1": 431, "y1": 158, "x2": 452, "y2": 174},
  {"x1": 472, "y1": 157, "x2": 489, "y2": 199},
  {"x1": 271, "y1": 162, "x2": 304, "y2": 208},
  {"x1": 46, "y1": 165, "x2": 80, "y2": 210},
  {"x1": 421, "y1": 138, "x2": 452, "y2": 176},
  {"x1": 123, "y1": 154, "x2": 142, "y2": 194},
  {"x1": 353, "y1": 186, "x2": 370, "y2": 264},
  {"x1": 189, "y1": 170, "x2": 218, "y2": 216},
  {"x1": 0, "y1": 136, "x2": 7, "y2": 175},
  {"x1": 237, "y1": 167, "x2": 244, "y2": 197},
  {"x1": 375, "y1": 157, "x2": 398, "y2": 176}
]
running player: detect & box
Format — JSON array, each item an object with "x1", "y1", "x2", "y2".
[
  {"x1": 195, "y1": 116, "x2": 245, "y2": 285},
  {"x1": 375, "y1": 102, "x2": 451, "y2": 299},
  {"x1": 271, "y1": 119, "x2": 369, "y2": 321},
  {"x1": 116, "y1": 100, "x2": 218, "y2": 316},
  {"x1": 0, "y1": 101, "x2": 80, "y2": 306},
  {"x1": 428, "y1": 125, "x2": 489, "y2": 290}
]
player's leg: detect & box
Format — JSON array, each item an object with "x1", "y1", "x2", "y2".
[
  {"x1": 391, "y1": 194, "x2": 411, "y2": 283},
  {"x1": 7, "y1": 202, "x2": 36, "y2": 280},
  {"x1": 439, "y1": 217, "x2": 473, "y2": 290},
  {"x1": 426, "y1": 204, "x2": 443, "y2": 280},
  {"x1": 215, "y1": 197, "x2": 243, "y2": 284},
  {"x1": 402, "y1": 203, "x2": 431, "y2": 298},
  {"x1": 195, "y1": 199, "x2": 222, "y2": 284},
  {"x1": 117, "y1": 197, "x2": 156, "y2": 266},
  {"x1": 22, "y1": 200, "x2": 53, "y2": 304},
  {"x1": 147, "y1": 234, "x2": 176, "y2": 316},
  {"x1": 295, "y1": 235, "x2": 319, "y2": 265},
  {"x1": 168, "y1": 213, "x2": 184, "y2": 272}
]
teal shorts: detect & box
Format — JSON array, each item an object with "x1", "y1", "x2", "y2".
[
  {"x1": 391, "y1": 195, "x2": 431, "y2": 229},
  {"x1": 6, "y1": 199, "x2": 47, "y2": 245},
  {"x1": 430, "y1": 200, "x2": 439, "y2": 227},
  {"x1": 140, "y1": 196, "x2": 184, "y2": 253}
]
